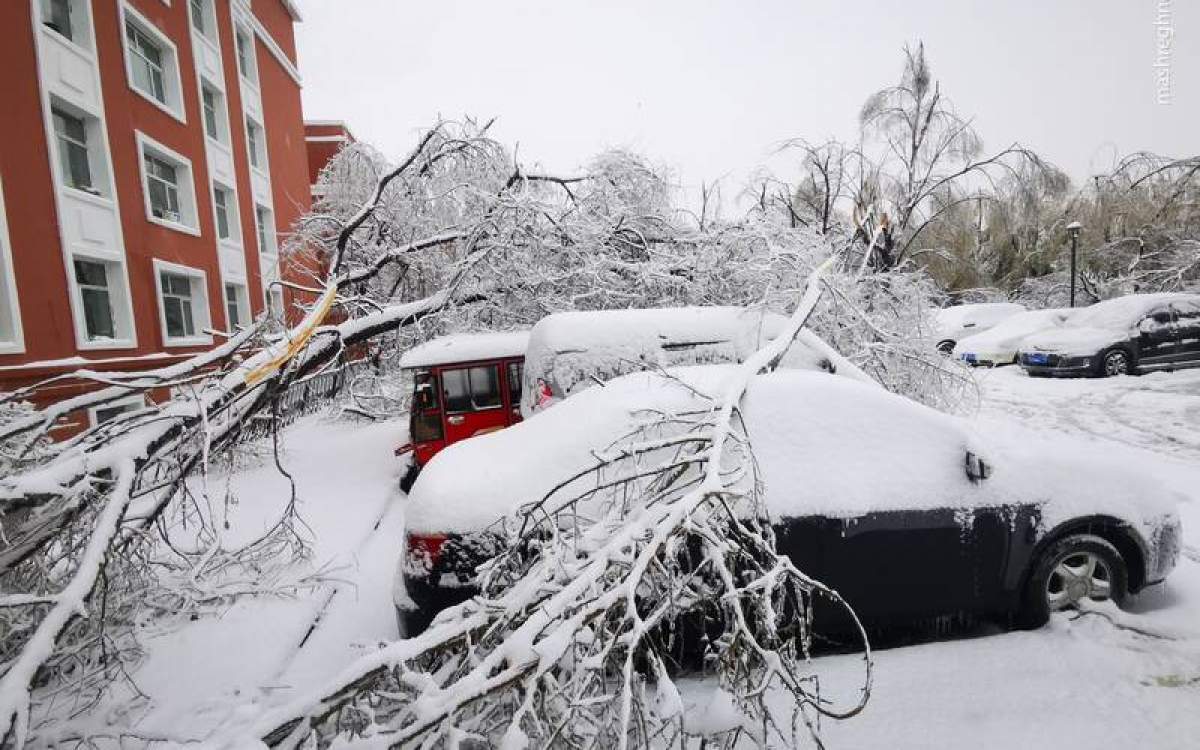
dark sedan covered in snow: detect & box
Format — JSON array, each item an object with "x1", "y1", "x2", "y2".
[
  {"x1": 395, "y1": 366, "x2": 1182, "y2": 639},
  {"x1": 1019, "y1": 292, "x2": 1200, "y2": 377}
]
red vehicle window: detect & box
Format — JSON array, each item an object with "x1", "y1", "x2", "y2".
[
  {"x1": 412, "y1": 370, "x2": 437, "y2": 411},
  {"x1": 442, "y1": 365, "x2": 502, "y2": 413},
  {"x1": 506, "y1": 361, "x2": 523, "y2": 406}
]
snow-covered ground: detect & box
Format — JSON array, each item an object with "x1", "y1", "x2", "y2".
[{"x1": 76, "y1": 368, "x2": 1200, "y2": 747}]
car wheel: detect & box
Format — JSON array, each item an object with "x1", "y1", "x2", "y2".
[
  {"x1": 1101, "y1": 349, "x2": 1131, "y2": 377},
  {"x1": 936, "y1": 340, "x2": 955, "y2": 355},
  {"x1": 1020, "y1": 534, "x2": 1127, "y2": 628}
]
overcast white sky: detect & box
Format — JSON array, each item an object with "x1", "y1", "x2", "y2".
[{"x1": 295, "y1": 0, "x2": 1196, "y2": 206}]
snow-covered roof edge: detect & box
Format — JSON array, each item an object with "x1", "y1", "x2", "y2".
[{"x1": 399, "y1": 331, "x2": 531, "y2": 369}]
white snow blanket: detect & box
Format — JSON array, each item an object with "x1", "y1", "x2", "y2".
[
  {"x1": 409, "y1": 366, "x2": 1180, "y2": 548},
  {"x1": 520, "y1": 306, "x2": 874, "y2": 415},
  {"x1": 400, "y1": 330, "x2": 530, "y2": 369}
]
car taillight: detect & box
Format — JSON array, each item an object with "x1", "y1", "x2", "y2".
[
  {"x1": 406, "y1": 532, "x2": 449, "y2": 573},
  {"x1": 411, "y1": 409, "x2": 443, "y2": 442}
]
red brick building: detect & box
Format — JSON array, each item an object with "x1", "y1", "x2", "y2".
[
  {"x1": 0, "y1": 0, "x2": 313, "y2": 428},
  {"x1": 304, "y1": 120, "x2": 354, "y2": 195}
]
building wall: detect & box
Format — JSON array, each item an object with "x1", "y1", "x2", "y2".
[{"x1": 0, "y1": 0, "x2": 311, "y2": 430}]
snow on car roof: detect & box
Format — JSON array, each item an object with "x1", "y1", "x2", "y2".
[
  {"x1": 399, "y1": 330, "x2": 531, "y2": 369},
  {"x1": 1069, "y1": 293, "x2": 1191, "y2": 330},
  {"x1": 520, "y1": 306, "x2": 873, "y2": 414},
  {"x1": 408, "y1": 365, "x2": 1178, "y2": 537},
  {"x1": 953, "y1": 308, "x2": 1073, "y2": 352},
  {"x1": 933, "y1": 302, "x2": 1025, "y2": 333}
]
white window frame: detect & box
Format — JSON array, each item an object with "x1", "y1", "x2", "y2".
[
  {"x1": 266, "y1": 285, "x2": 284, "y2": 320},
  {"x1": 234, "y1": 22, "x2": 258, "y2": 85},
  {"x1": 118, "y1": 2, "x2": 186, "y2": 123},
  {"x1": 223, "y1": 280, "x2": 248, "y2": 331},
  {"x1": 211, "y1": 181, "x2": 240, "y2": 244},
  {"x1": 0, "y1": 177, "x2": 25, "y2": 354},
  {"x1": 87, "y1": 394, "x2": 146, "y2": 428},
  {"x1": 135, "y1": 131, "x2": 200, "y2": 235},
  {"x1": 244, "y1": 116, "x2": 267, "y2": 173},
  {"x1": 152, "y1": 259, "x2": 212, "y2": 346},
  {"x1": 49, "y1": 100, "x2": 107, "y2": 198},
  {"x1": 67, "y1": 254, "x2": 135, "y2": 348},
  {"x1": 40, "y1": 0, "x2": 95, "y2": 54},
  {"x1": 254, "y1": 203, "x2": 275, "y2": 255},
  {"x1": 188, "y1": 0, "x2": 216, "y2": 43},
  {"x1": 200, "y1": 80, "x2": 229, "y2": 145}
]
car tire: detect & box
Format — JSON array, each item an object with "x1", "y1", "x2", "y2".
[
  {"x1": 1101, "y1": 348, "x2": 1132, "y2": 377},
  {"x1": 936, "y1": 340, "x2": 955, "y2": 355},
  {"x1": 1019, "y1": 534, "x2": 1128, "y2": 628}
]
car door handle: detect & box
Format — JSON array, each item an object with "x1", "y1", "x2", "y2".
[{"x1": 447, "y1": 415, "x2": 465, "y2": 425}]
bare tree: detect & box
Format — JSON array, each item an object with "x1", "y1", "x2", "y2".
[{"x1": 856, "y1": 42, "x2": 1043, "y2": 270}]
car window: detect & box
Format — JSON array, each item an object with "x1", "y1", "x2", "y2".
[
  {"x1": 1138, "y1": 309, "x2": 1173, "y2": 330},
  {"x1": 442, "y1": 365, "x2": 502, "y2": 413},
  {"x1": 506, "y1": 361, "x2": 523, "y2": 406},
  {"x1": 1172, "y1": 300, "x2": 1200, "y2": 324},
  {"x1": 412, "y1": 370, "x2": 437, "y2": 411}
]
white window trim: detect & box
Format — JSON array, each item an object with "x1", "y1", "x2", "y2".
[
  {"x1": 66, "y1": 254, "x2": 137, "y2": 349},
  {"x1": 31, "y1": 0, "x2": 140, "y2": 352},
  {"x1": 38, "y1": 0, "x2": 97, "y2": 59},
  {"x1": 48, "y1": 96, "x2": 113, "y2": 202},
  {"x1": 223, "y1": 279, "x2": 248, "y2": 331},
  {"x1": 0, "y1": 177, "x2": 26, "y2": 354},
  {"x1": 118, "y1": 2, "x2": 187, "y2": 124},
  {"x1": 87, "y1": 394, "x2": 146, "y2": 428},
  {"x1": 254, "y1": 203, "x2": 276, "y2": 255},
  {"x1": 199, "y1": 80, "x2": 230, "y2": 147},
  {"x1": 152, "y1": 259, "x2": 213, "y2": 347},
  {"x1": 135, "y1": 131, "x2": 201, "y2": 236},
  {"x1": 211, "y1": 180, "x2": 242, "y2": 246},
  {"x1": 244, "y1": 115, "x2": 269, "y2": 177},
  {"x1": 188, "y1": 0, "x2": 216, "y2": 43},
  {"x1": 233, "y1": 21, "x2": 258, "y2": 85}
]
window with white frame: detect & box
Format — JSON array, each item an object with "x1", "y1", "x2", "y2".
[
  {"x1": 266, "y1": 285, "x2": 284, "y2": 320},
  {"x1": 200, "y1": 83, "x2": 227, "y2": 144},
  {"x1": 154, "y1": 262, "x2": 211, "y2": 344},
  {"x1": 137, "y1": 133, "x2": 199, "y2": 232},
  {"x1": 122, "y1": 5, "x2": 185, "y2": 120},
  {"x1": 0, "y1": 177, "x2": 23, "y2": 352},
  {"x1": 51, "y1": 106, "x2": 96, "y2": 194},
  {"x1": 189, "y1": 0, "x2": 215, "y2": 41},
  {"x1": 73, "y1": 258, "x2": 116, "y2": 340},
  {"x1": 42, "y1": 0, "x2": 75, "y2": 41},
  {"x1": 245, "y1": 117, "x2": 265, "y2": 171},
  {"x1": 212, "y1": 183, "x2": 238, "y2": 242},
  {"x1": 255, "y1": 204, "x2": 275, "y2": 254},
  {"x1": 145, "y1": 154, "x2": 180, "y2": 221},
  {"x1": 234, "y1": 24, "x2": 257, "y2": 83},
  {"x1": 224, "y1": 281, "x2": 246, "y2": 330},
  {"x1": 91, "y1": 395, "x2": 145, "y2": 426}
]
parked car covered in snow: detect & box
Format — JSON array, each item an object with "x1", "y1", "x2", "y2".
[
  {"x1": 932, "y1": 302, "x2": 1027, "y2": 353},
  {"x1": 396, "y1": 364, "x2": 1182, "y2": 637},
  {"x1": 1019, "y1": 293, "x2": 1200, "y2": 378},
  {"x1": 519, "y1": 306, "x2": 874, "y2": 416},
  {"x1": 395, "y1": 331, "x2": 530, "y2": 491},
  {"x1": 953, "y1": 308, "x2": 1074, "y2": 367}
]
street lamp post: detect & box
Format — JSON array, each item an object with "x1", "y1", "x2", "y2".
[{"x1": 1066, "y1": 221, "x2": 1082, "y2": 307}]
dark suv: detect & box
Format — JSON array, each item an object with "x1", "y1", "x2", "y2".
[{"x1": 1019, "y1": 293, "x2": 1200, "y2": 377}]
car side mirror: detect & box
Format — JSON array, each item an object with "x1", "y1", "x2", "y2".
[{"x1": 965, "y1": 451, "x2": 991, "y2": 483}]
